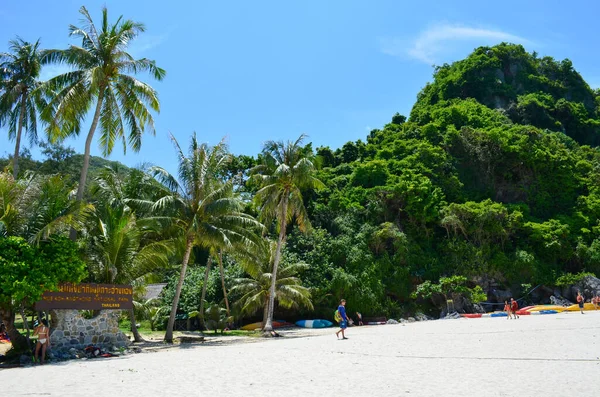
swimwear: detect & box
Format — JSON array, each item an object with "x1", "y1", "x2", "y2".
[{"x1": 38, "y1": 338, "x2": 47, "y2": 344}]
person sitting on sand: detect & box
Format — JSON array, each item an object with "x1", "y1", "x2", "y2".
[
  {"x1": 576, "y1": 291, "x2": 585, "y2": 314},
  {"x1": 335, "y1": 299, "x2": 350, "y2": 340},
  {"x1": 504, "y1": 300, "x2": 511, "y2": 320},
  {"x1": 356, "y1": 312, "x2": 364, "y2": 326},
  {"x1": 33, "y1": 319, "x2": 49, "y2": 364},
  {"x1": 510, "y1": 298, "x2": 519, "y2": 319}
]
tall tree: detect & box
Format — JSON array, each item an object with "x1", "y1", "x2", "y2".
[
  {"x1": 0, "y1": 38, "x2": 44, "y2": 178},
  {"x1": 85, "y1": 166, "x2": 172, "y2": 342},
  {"x1": 232, "y1": 240, "x2": 313, "y2": 326},
  {"x1": 151, "y1": 134, "x2": 261, "y2": 343},
  {"x1": 0, "y1": 171, "x2": 89, "y2": 352},
  {"x1": 42, "y1": 6, "x2": 165, "y2": 229},
  {"x1": 252, "y1": 134, "x2": 323, "y2": 332}
]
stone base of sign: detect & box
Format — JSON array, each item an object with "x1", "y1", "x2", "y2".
[{"x1": 49, "y1": 309, "x2": 130, "y2": 350}]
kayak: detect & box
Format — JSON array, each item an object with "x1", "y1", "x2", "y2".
[
  {"x1": 240, "y1": 320, "x2": 294, "y2": 331},
  {"x1": 295, "y1": 319, "x2": 333, "y2": 328}
]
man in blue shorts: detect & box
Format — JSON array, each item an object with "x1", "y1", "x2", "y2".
[{"x1": 335, "y1": 299, "x2": 350, "y2": 340}]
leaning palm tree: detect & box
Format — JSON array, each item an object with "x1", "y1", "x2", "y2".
[
  {"x1": 42, "y1": 6, "x2": 165, "y2": 217},
  {"x1": 0, "y1": 38, "x2": 44, "y2": 178},
  {"x1": 85, "y1": 168, "x2": 172, "y2": 342},
  {"x1": 251, "y1": 134, "x2": 323, "y2": 332},
  {"x1": 232, "y1": 240, "x2": 313, "y2": 324},
  {"x1": 151, "y1": 133, "x2": 261, "y2": 343},
  {"x1": 199, "y1": 226, "x2": 263, "y2": 326}
]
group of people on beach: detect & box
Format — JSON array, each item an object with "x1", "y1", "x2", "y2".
[
  {"x1": 503, "y1": 298, "x2": 520, "y2": 319},
  {"x1": 576, "y1": 291, "x2": 600, "y2": 313},
  {"x1": 503, "y1": 291, "x2": 599, "y2": 317}
]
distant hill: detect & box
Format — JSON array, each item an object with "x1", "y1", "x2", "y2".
[
  {"x1": 0, "y1": 143, "x2": 130, "y2": 184},
  {"x1": 290, "y1": 43, "x2": 600, "y2": 316},
  {"x1": 410, "y1": 43, "x2": 600, "y2": 146}
]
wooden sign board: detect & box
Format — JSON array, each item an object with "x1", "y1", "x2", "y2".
[{"x1": 35, "y1": 283, "x2": 133, "y2": 310}]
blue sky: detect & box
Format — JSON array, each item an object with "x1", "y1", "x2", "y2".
[{"x1": 1, "y1": 0, "x2": 599, "y2": 172}]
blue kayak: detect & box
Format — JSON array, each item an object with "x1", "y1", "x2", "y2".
[
  {"x1": 490, "y1": 312, "x2": 508, "y2": 317},
  {"x1": 295, "y1": 319, "x2": 333, "y2": 328}
]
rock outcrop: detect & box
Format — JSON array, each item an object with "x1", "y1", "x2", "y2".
[{"x1": 49, "y1": 310, "x2": 130, "y2": 351}]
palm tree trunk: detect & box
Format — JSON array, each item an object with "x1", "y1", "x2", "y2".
[
  {"x1": 165, "y1": 236, "x2": 194, "y2": 343},
  {"x1": 261, "y1": 296, "x2": 269, "y2": 328},
  {"x1": 12, "y1": 94, "x2": 27, "y2": 179},
  {"x1": 218, "y1": 250, "x2": 230, "y2": 317},
  {"x1": 199, "y1": 257, "x2": 212, "y2": 331},
  {"x1": 70, "y1": 88, "x2": 105, "y2": 240},
  {"x1": 129, "y1": 309, "x2": 143, "y2": 343},
  {"x1": 263, "y1": 195, "x2": 288, "y2": 333}
]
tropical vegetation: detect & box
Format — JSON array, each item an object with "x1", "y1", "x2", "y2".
[{"x1": 2, "y1": 4, "x2": 600, "y2": 355}]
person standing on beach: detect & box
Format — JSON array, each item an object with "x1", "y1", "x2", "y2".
[
  {"x1": 509, "y1": 298, "x2": 519, "y2": 319},
  {"x1": 504, "y1": 300, "x2": 512, "y2": 320},
  {"x1": 33, "y1": 319, "x2": 49, "y2": 365},
  {"x1": 576, "y1": 291, "x2": 585, "y2": 314},
  {"x1": 335, "y1": 299, "x2": 350, "y2": 340}
]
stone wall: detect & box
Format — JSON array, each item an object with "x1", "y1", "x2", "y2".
[{"x1": 49, "y1": 310, "x2": 130, "y2": 350}]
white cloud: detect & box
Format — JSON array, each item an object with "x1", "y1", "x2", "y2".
[
  {"x1": 129, "y1": 33, "x2": 169, "y2": 57},
  {"x1": 380, "y1": 23, "x2": 531, "y2": 64}
]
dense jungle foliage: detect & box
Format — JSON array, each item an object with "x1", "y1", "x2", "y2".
[
  {"x1": 3, "y1": 43, "x2": 600, "y2": 326},
  {"x1": 296, "y1": 43, "x2": 600, "y2": 317}
]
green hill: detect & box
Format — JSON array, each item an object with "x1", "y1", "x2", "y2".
[
  {"x1": 289, "y1": 43, "x2": 600, "y2": 316},
  {"x1": 0, "y1": 142, "x2": 130, "y2": 184}
]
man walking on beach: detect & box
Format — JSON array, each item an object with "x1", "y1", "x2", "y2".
[
  {"x1": 577, "y1": 291, "x2": 585, "y2": 314},
  {"x1": 336, "y1": 299, "x2": 350, "y2": 340}
]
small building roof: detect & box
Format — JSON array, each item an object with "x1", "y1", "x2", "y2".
[{"x1": 143, "y1": 283, "x2": 167, "y2": 301}]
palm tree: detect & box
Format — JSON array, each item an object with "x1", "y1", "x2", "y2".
[
  {"x1": 0, "y1": 171, "x2": 90, "y2": 242},
  {"x1": 0, "y1": 38, "x2": 44, "y2": 178},
  {"x1": 0, "y1": 170, "x2": 90, "y2": 349},
  {"x1": 251, "y1": 134, "x2": 323, "y2": 332},
  {"x1": 42, "y1": 6, "x2": 165, "y2": 219},
  {"x1": 232, "y1": 240, "x2": 313, "y2": 324},
  {"x1": 151, "y1": 133, "x2": 261, "y2": 343},
  {"x1": 85, "y1": 167, "x2": 172, "y2": 342}
]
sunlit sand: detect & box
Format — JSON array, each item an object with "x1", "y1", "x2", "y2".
[{"x1": 4, "y1": 311, "x2": 600, "y2": 396}]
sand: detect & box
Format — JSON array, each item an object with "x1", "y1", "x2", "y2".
[{"x1": 3, "y1": 311, "x2": 600, "y2": 397}]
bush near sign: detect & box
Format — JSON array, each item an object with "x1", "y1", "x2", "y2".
[{"x1": 35, "y1": 283, "x2": 133, "y2": 310}]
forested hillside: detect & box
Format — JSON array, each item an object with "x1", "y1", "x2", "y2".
[
  {"x1": 282, "y1": 43, "x2": 600, "y2": 317},
  {"x1": 0, "y1": 142, "x2": 130, "y2": 184},
  {"x1": 3, "y1": 43, "x2": 600, "y2": 326}
]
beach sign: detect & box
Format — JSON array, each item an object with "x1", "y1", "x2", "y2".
[{"x1": 35, "y1": 283, "x2": 133, "y2": 310}]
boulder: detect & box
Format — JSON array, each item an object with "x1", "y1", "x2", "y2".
[
  {"x1": 442, "y1": 312, "x2": 461, "y2": 320},
  {"x1": 386, "y1": 319, "x2": 399, "y2": 325},
  {"x1": 576, "y1": 276, "x2": 600, "y2": 299},
  {"x1": 550, "y1": 295, "x2": 572, "y2": 306},
  {"x1": 415, "y1": 312, "x2": 434, "y2": 322},
  {"x1": 407, "y1": 317, "x2": 416, "y2": 323}
]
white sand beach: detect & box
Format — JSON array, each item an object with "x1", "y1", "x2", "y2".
[{"x1": 4, "y1": 311, "x2": 600, "y2": 397}]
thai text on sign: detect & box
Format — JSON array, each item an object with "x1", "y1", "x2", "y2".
[{"x1": 35, "y1": 283, "x2": 133, "y2": 310}]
